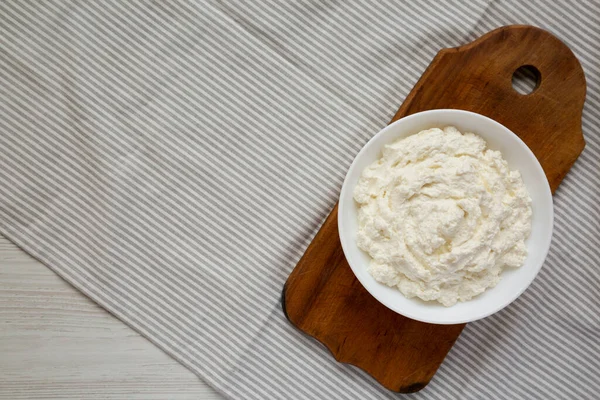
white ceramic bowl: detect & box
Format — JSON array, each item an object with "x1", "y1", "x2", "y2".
[{"x1": 338, "y1": 109, "x2": 553, "y2": 325}]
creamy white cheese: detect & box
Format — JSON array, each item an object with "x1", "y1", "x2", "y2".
[{"x1": 354, "y1": 126, "x2": 532, "y2": 306}]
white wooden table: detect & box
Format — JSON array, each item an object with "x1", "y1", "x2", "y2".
[{"x1": 0, "y1": 234, "x2": 223, "y2": 399}]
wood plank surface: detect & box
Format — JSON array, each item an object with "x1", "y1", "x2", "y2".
[
  {"x1": 0, "y1": 234, "x2": 223, "y2": 400},
  {"x1": 284, "y1": 25, "x2": 586, "y2": 393}
]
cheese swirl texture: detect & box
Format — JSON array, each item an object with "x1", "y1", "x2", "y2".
[{"x1": 354, "y1": 127, "x2": 532, "y2": 306}]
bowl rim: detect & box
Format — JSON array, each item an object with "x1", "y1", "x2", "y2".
[{"x1": 337, "y1": 109, "x2": 554, "y2": 324}]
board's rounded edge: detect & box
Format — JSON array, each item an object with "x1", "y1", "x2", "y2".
[{"x1": 281, "y1": 283, "x2": 293, "y2": 323}]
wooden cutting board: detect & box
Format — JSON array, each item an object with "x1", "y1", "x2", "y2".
[{"x1": 283, "y1": 25, "x2": 586, "y2": 393}]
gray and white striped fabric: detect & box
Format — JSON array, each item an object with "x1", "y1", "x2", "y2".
[{"x1": 1, "y1": 1, "x2": 599, "y2": 398}]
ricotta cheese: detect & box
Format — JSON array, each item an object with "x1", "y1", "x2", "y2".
[{"x1": 354, "y1": 126, "x2": 532, "y2": 306}]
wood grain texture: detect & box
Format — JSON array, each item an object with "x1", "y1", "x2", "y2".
[
  {"x1": 283, "y1": 25, "x2": 586, "y2": 393},
  {"x1": 0, "y1": 234, "x2": 223, "y2": 400}
]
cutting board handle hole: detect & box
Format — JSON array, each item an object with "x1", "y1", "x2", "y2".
[{"x1": 512, "y1": 65, "x2": 541, "y2": 95}]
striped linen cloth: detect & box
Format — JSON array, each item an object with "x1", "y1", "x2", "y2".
[{"x1": 1, "y1": 1, "x2": 599, "y2": 398}]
